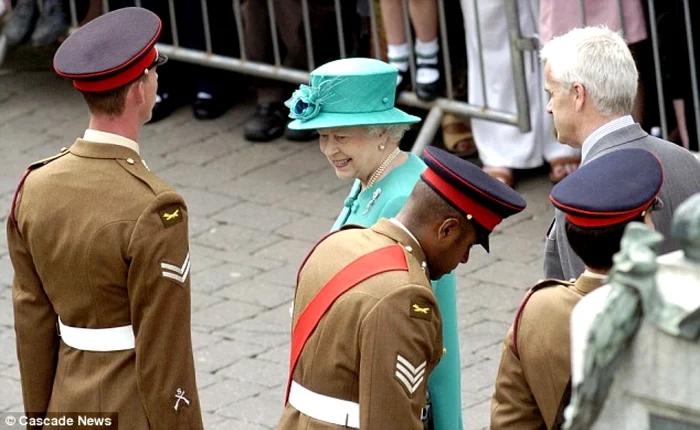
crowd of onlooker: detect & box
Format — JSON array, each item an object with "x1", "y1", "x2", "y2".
[{"x1": 1, "y1": 0, "x2": 698, "y2": 184}]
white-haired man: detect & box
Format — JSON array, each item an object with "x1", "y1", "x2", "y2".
[{"x1": 540, "y1": 26, "x2": 700, "y2": 281}]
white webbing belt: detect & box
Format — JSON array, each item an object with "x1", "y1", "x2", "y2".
[
  {"x1": 288, "y1": 381, "x2": 360, "y2": 428},
  {"x1": 58, "y1": 317, "x2": 135, "y2": 352}
]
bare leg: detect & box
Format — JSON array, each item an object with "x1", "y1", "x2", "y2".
[
  {"x1": 673, "y1": 99, "x2": 691, "y2": 149},
  {"x1": 380, "y1": 0, "x2": 406, "y2": 44},
  {"x1": 408, "y1": 0, "x2": 437, "y2": 42}
]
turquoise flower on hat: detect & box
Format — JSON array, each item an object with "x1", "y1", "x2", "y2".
[{"x1": 285, "y1": 84, "x2": 322, "y2": 122}]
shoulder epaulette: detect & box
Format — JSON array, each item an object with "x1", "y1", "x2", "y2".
[
  {"x1": 28, "y1": 148, "x2": 70, "y2": 169},
  {"x1": 9, "y1": 149, "x2": 70, "y2": 233},
  {"x1": 116, "y1": 158, "x2": 172, "y2": 196},
  {"x1": 511, "y1": 278, "x2": 574, "y2": 359}
]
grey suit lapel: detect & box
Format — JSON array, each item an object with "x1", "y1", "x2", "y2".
[{"x1": 583, "y1": 123, "x2": 648, "y2": 164}]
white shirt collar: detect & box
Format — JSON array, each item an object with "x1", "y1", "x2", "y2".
[
  {"x1": 389, "y1": 218, "x2": 421, "y2": 248},
  {"x1": 83, "y1": 129, "x2": 140, "y2": 155},
  {"x1": 582, "y1": 269, "x2": 608, "y2": 280},
  {"x1": 581, "y1": 115, "x2": 635, "y2": 163}
]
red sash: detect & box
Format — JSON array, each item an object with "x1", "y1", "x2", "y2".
[{"x1": 285, "y1": 244, "x2": 409, "y2": 403}]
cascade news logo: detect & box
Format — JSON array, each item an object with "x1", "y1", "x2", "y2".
[{"x1": 2, "y1": 412, "x2": 117, "y2": 428}]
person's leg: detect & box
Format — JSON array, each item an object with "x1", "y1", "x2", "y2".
[
  {"x1": 409, "y1": 0, "x2": 440, "y2": 100},
  {"x1": 242, "y1": 0, "x2": 289, "y2": 141},
  {"x1": 429, "y1": 273, "x2": 464, "y2": 430},
  {"x1": 3, "y1": 0, "x2": 37, "y2": 46},
  {"x1": 380, "y1": 0, "x2": 410, "y2": 91},
  {"x1": 30, "y1": 0, "x2": 69, "y2": 46}
]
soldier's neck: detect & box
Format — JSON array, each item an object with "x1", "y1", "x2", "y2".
[{"x1": 88, "y1": 116, "x2": 139, "y2": 143}]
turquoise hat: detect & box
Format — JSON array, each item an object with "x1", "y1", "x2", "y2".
[{"x1": 285, "y1": 58, "x2": 421, "y2": 130}]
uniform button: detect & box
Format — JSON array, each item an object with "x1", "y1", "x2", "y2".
[
  {"x1": 60, "y1": 147, "x2": 68, "y2": 152},
  {"x1": 126, "y1": 158, "x2": 135, "y2": 165},
  {"x1": 404, "y1": 245, "x2": 413, "y2": 253}
]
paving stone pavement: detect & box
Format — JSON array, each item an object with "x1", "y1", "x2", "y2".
[{"x1": 0, "y1": 66, "x2": 557, "y2": 429}]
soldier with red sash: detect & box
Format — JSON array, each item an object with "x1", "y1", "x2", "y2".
[{"x1": 279, "y1": 146, "x2": 527, "y2": 429}]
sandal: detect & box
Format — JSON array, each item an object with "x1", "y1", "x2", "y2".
[
  {"x1": 482, "y1": 165, "x2": 514, "y2": 188},
  {"x1": 548, "y1": 156, "x2": 580, "y2": 184},
  {"x1": 442, "y1": 113, "x2": 478, "y2": 158}
]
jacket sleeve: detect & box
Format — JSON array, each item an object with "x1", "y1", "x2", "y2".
[
  {"x1": 127, "y1": 191, "x2": 203, "y2": 429},
  {"x1": 358, "y1": 284, "x2": 442, "y2": 429},
  {"x1": 7, "y1": 216, "x2": 58, "y2": 415},
  {"x1": 490, "y1": 325, "x2": 546, "y2": 430}
]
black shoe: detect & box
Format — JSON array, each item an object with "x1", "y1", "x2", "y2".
[
  {"x1": 3, "y1": 0, "x2": 38, "y2": 46},
  {"x1": 284, "y1": 127, "x2": 318, "y2": 142},
  {"x1": 30, "y1": 0, "x2": 68, "y2": 46},
  {"x1": 192, "y1": 92, "x2": 232, "y2": 120},
  {"x1": 244, "y1": 103, "x2": 287, "y2": 142},
  {"x1": 414, "y1": 65, "x2": 441, "y2": 102},
  {"x1": 148, "y1": 92, "x2": 185, "y2": 124}
]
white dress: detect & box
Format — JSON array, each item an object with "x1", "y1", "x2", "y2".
[{"x1": 460, "y1": 0, "x2": 580, "y2": 169}]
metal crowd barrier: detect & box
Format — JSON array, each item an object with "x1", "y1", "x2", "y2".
[
  {"x1": 645, "y1": 0, "x2": 699, "y2": 145},
  {"x1": 65, "y1": 0, "x2": 536, "y2": 156},
  {"x1": 0, "y1": 0, "x2": 697, "y2": 152}
]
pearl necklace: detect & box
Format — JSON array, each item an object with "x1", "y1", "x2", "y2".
[{"x1": 366, "y1": 147, "x2": 401, "y2": 189}]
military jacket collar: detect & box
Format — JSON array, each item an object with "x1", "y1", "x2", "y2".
[
  {"x1": 371, "y1": 218, "x2": 430, "y2": 279},
  {"x1": 84, "y1": 129, "x2": 140, "y2": 154},
  {"x1": 573, "y1": 273, "x2": 606, "y2": 296},
  {"x1": 70, "y1": 138, "x2": 142, "y2": 161}
]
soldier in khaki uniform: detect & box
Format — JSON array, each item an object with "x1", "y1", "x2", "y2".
[
  {"x1": 279, "y1": 146, "x2": 527, "y2": 429},
  {"x1": 6, "y1": 8, "x2": 203, "y2": 429},
  {"x1": 490, "y1": 148, "x2": 664, "y2": 429}
]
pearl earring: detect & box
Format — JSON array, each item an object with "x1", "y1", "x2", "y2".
[{"x1": 379, "y1": 144, "x2": 386, "y2": 151}]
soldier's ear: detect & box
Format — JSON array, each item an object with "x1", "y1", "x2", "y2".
[{"x1": 436, "y1": 217, "x2": 462, "y2": 243}]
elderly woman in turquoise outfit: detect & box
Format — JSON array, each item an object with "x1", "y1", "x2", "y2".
[{"x1": 285, "y1": 57, "x2": 464, "y2": 429}]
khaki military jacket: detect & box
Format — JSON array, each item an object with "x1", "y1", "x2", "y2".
[
  {"x1": 278, "y1": 219, "x2": 444, "y2": 429},
  {"x1": 7, "y1": 139, "x2": 203, "y2": 429},
  {"x1": 490, "y1": 275, "x2": 605, "y2": 429}
]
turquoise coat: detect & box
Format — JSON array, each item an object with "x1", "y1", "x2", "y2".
[{"x1": 332, "y1": 153, "x2": 464, "y2": 430}]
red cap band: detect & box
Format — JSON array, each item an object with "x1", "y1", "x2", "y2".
[
  {"x1": 422, "y1": 168, "x2": 502, "y2": 231},
  {"x1": 72, "y1": 46, "x2": 157, "y2": 93},
  {"x1": 550, "y1": 194, "x2": 653, "y2": 228}
]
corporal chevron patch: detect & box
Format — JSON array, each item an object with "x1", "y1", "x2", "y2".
[
  {"x1": 394, "y1": 354, "x2": 426, "y2": 396},
  {"x1": 161, "y1": 251, "x2": 191, "y2": 286}
]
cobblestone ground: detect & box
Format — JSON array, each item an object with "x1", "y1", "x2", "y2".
[{"x1": 0, "y1": 55, "x2": 555, "y2": 429}]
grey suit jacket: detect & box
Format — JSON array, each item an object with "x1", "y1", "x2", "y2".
[{"x1": 544, "y1": 123, "x2": 700, "y2": 280}]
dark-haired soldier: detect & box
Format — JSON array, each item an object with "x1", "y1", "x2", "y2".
[
  {"x1": 280, "y1": 147, "x2": 526, "y2": 429},
  {"x1": 6, "y1": 8, "x2": 202, "y2": 429},
  {"x1": 490, "y1": 148, "x2": 664, "y2": 430}
]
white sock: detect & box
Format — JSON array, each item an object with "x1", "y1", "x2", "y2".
[
  {"x1": 415, "y1": 38, "x2": 439, "y2": 84},
  {"x1": 387, "y1": 43, "x2": 410, "y2": 86}
]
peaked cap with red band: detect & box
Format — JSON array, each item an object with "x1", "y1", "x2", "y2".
[
  {"x1": 421, "y1": 147, "x2": 527, "y2": 252},
  {"x1": 53, "y1": 7, "x2": 167, "y2": 93},
  {"x1": 550, "y1": 148, "x2": 664, "y2": 228}
]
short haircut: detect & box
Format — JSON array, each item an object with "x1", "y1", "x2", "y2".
[
  {"x1": 565, "y1": 215, "x2": 644, "y2": 270},
  {"x1": 539, "y1": 26, "x2": 638, "y2": 116},
  {"x1": 80, "y1": 74, "x2": 146, "y2": 116}
]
